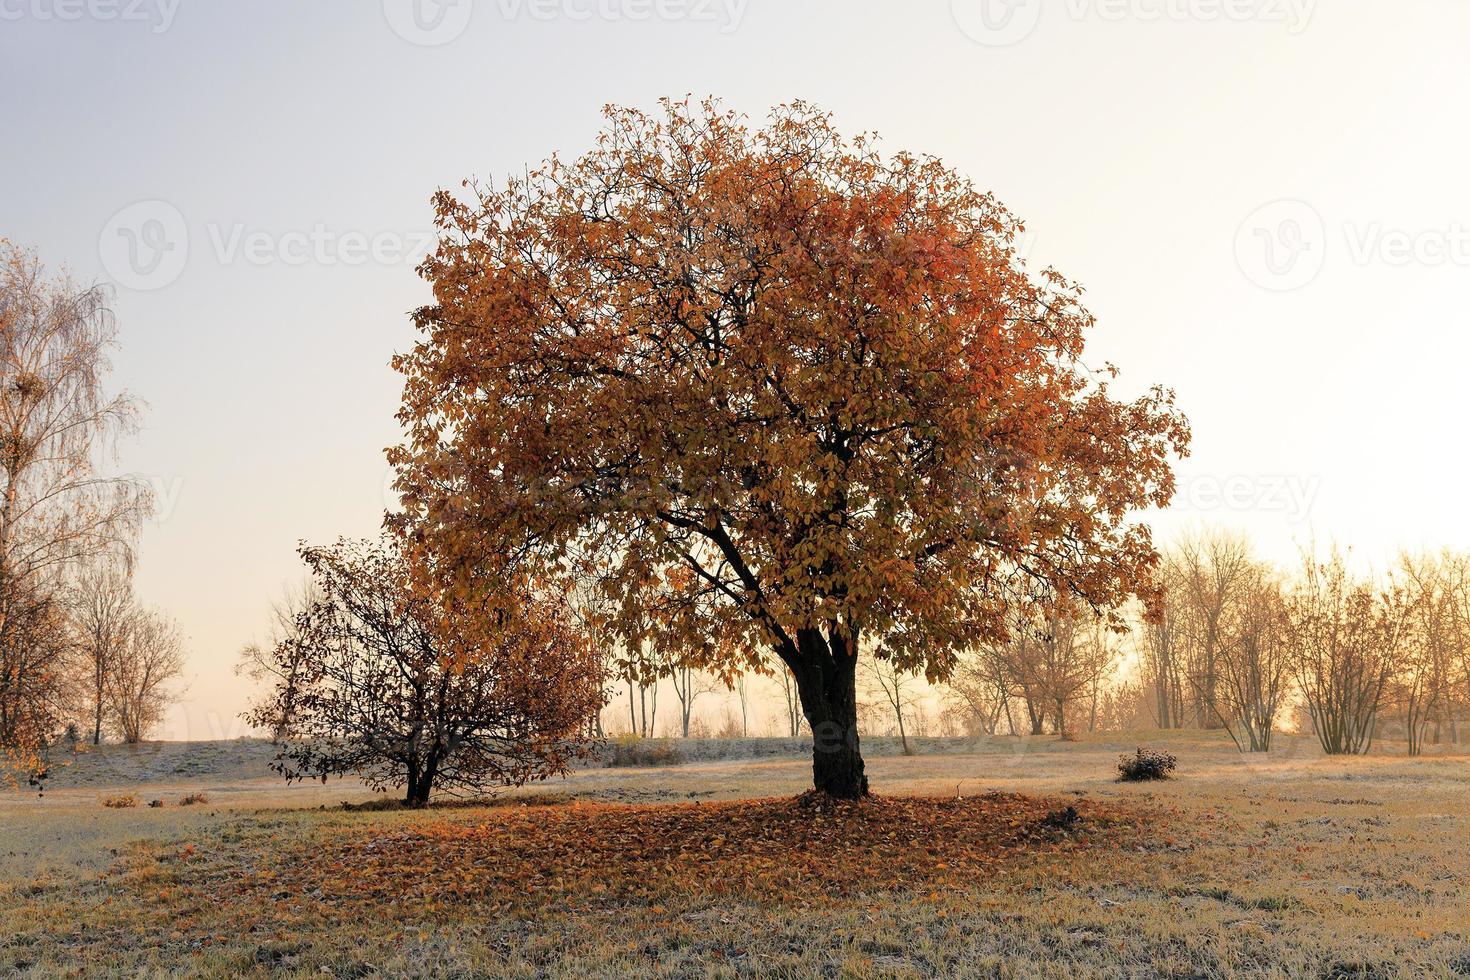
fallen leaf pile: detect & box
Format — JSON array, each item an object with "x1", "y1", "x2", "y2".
[{"x1": 238, "y1": 793, "x2": 1147, "y2": 911}]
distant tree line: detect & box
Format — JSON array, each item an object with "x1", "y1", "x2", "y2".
[
  {"x1": 932, "y1": 529, "x2": 1470, "y2": 757},
  {"x1": 588, "y1": 528, "x2": 1470, "y2": 761},
  {"x1": 0, "y1": 241, "x2": 187, "y2": 785}
]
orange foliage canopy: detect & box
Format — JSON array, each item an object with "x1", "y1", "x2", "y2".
[{"x1": 391, "y1": 99, "x2": 1188, "y2": 795}]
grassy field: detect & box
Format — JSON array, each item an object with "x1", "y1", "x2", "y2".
[{"x1": 3, "y1": 731, "x2": 1469, "y2": 977}]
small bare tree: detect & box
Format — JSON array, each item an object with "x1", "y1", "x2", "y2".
[
  {"x1": 1285, "y1": 548, "x2": 1402, "y2": 755},
  {"x1": 734, "y1": 673, "x2": 751, "y2": 737},
  {"x1": 981, "y1": 601, "x2": 1113, "y2": 737},
  {"x1": 247, "y1": 537, "x2": 605, "y2": 806},
  {"x1": 777, "y1": 669, "x2": 803, "y2": 737},
  {"x1": 70, "y1": 564, "x2": 136, "y2": 745},
  {"x1": 944, "y1": 652, "x2": 1011, "y2": 736},
  {"x1": 1392, "y1": 552, "x2": 1463, "y2": 756},
  {"x1": 669, "y1": 661, "x2": 719, "y2": 738},
  {"x1": 865, "y1": 654, "x2": 922, "y2": 754},
  {"x1": 1075, "y1": 617, "x2": 1120, "y2": 734},
  {"x1": 1140, "y1": 568, "x2": 1188, "y2": 729},
  {"x1": 1212, "y1": 570, "x2": 1289, "y2": 752},
  {"x1": 979, "y1": 626, "x2": 1052, "y2": 735},
  {"x1": 1171, "y1": 530, "x2": 1257, "y2": 729},
  {"x1": 235, "y1": 580, "x2": 321, "y2": 740},
  {"x1": 106, "y1": 607, "x2": 186, "y2": 743},
  {"x1": 615, "y1": 638, "x2": 660, "y2": 738}
]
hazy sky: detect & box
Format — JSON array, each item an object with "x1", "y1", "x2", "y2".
[{"x1": 4, "y1": 0, "x2": 1469, "y2": 739}]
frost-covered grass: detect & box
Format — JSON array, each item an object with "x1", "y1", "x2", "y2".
[{"x1": 4, "y1": 731, "x2": 1469, "y2": 977}]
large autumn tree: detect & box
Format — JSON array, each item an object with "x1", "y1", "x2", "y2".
[{"x1": 392, "y1": 99, "x2": 1189, "y2": 798}]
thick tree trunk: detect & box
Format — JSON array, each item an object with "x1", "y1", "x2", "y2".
[
  {"x1": 1025, "y1": 697, "x2": 1045, "y2": 736},
  {"x1": 787, "y1": 627, "x2": 868, "y2": 799},
  {"x1": 404, "y1": 756, "x2": 436, "y2": 808}
]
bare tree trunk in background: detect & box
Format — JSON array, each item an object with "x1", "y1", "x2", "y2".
[
  {"x1": 70, "y1": 565, "x2": 136, "y2": 745},
  {"x1": 779, "y1": 669, "x2": 803, "y2": 737},
  {"x1": 669, "y1": 663, "x2": 714, "y2": 738},
  {"x1": 1002, "y1": 696, "x2": 1018, "y2": 736},
  {"x1": 736, "y1": 675, "x2": 748, "y2": 737},
  {"x1": 106, "y1": 607, "x2": 186, "y2": 743},
  {"x1": 1024, "y1": 693, "x2": 1046, "y2": 735},
  {"x1": 1172, "y1": 531, "x2": 1256, "y2": 732},
  {"x1": 1286, "y1": 547, "x2": 1402, "y2": 755},
  {"x1": 1394, "y1": 552, "x2": 1463, "y2": 757},
  {"x1": 867, "y1": 655, "x2": 916, "y2": 755},
  {"x1": 1213, "y1": 570, "x2": 1289, "y2": 752},
  {"x1": 1142, "y1": 579, "x2": 1187, "y2": 729}
]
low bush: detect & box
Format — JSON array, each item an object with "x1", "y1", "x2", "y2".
[
  {"x1": 602, "y1": 735, "x2": 687, "y2": 768},
  {"x1": 1117, "y1": 747, "x2": 1177, "y2": 782},
  {"x1": 101, "y1": 794, "x2": 138, "y2": 808},
  {"x1": 178, "y1": 792, "x2": 209, "y2": 806}
]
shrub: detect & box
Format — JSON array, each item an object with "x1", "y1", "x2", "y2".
[
  {"x1": 245, "y1": 537, "x2": 603, "y2": 807},
  {"x1": 602, "y1": 735, "x2": 686, "y2": 768},
  {"x1": 178, "y1": 792, "x2": 209, "y2": 806},
  {"x1": 715, "y1": 711, "x2": 745, "y2": 740},
  {"x1": 102, "y1": 794, "x2": 138, "y2": 808},
  {"x1": 1117, "y1": 747, "x2": 1177, "y2": 782}
]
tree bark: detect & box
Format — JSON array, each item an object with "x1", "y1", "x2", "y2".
[
  {"x1": 786, "y1": 627, "x2": 868, "y2": 799},
  {"x1": 405, "y1": 754, "x2": 436, "y2": 807},
  {"x1": 406, "y1": 768, "x2": 433, "y2": 807}
]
